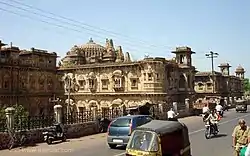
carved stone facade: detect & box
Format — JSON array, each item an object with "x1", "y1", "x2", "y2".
[
  {"x1": 58, "y1": 39, "x2": 196, "y2": 118},
  {"x1": 194, "y1": 63, "x2": 245, "y2": 102},
  {"x1": 0, "y1": 40, "x2": 59, "y2": 115}
]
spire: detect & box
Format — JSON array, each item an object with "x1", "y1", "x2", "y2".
[
  {"x1": 0, "y1": 40, "x2": 7, "y2": 50},
  {"x1": 124, "y1": 52, "x2": 131, "y2": 62},
  {"x1": 115, "y1": 46, "x2": 124, "y2": 62},
  {"x1": 89, "y1": 38, "x2": 94, "y2": 43}
]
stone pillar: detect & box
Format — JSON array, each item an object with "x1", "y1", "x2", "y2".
[
  {"x1": 93, "y1": 107, "x2": 97, "y2": 120},
  {"x1": 229, "y1": 97, "x2": 233, "y2": 104},
  {"x1": 158, "y1": 104, "x2": 163, "y2": 114},
  {"x1": 173, "y1": 102, "x2": 178, "y2": 113},
  {"x1": 5, "y1": 107, "x2": 15, "y2": 131},
  {"x1": 185, "y1": 98, "x2": 190, "y2": 112},
  {"x1": 54, "y1": 105, "x2": 63, "y2": 123}
]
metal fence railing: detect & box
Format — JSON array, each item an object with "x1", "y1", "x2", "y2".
[
  {"x1": 62, "y1": 108, "x2": 125, "y2": 124},
  {"x1": 0, "y1": 107, "x2": 141, "y2": 131},
  {"x1": 14, "y1": 115, "x2": 55, "y2": 131}
]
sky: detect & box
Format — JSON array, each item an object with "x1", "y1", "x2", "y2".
[{"x1": 0, "y1": 0, "x2": 249, "y2": 77}]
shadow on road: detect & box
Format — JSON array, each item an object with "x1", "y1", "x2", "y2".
[
  {"x1": 47, "y1": 140, "x2": 70, "y2": 145},
  {"x1": 211, "y1": 133, "x2": 227, "y2": 139},
  {"x1": 115, "y1": 145, "x2": 126, "y2": 150}
]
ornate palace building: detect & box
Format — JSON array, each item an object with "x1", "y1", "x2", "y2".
[
  {"x1": 194, "y1": 63, "x2": 245, "y2": 103},
  {"x1": 57, "y1": 38, "x2": 196, "y2": 118},
  {"x1": 0, "y1": 40, "x2": 58, "y2": 115}
]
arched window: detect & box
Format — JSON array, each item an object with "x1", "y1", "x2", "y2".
[
  {"x1": 198, "y1": 83, "x2": 204, "y2": 90},
  {"x1": 3, "y1": 74, "x2": 10, "y2": 89},
  {"x1": 179, "y1": 74, "x2": 186, "y2": 88}
]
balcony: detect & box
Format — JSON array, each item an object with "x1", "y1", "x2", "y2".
[{"x1": 113, "y1": 84, "x2": 124, "y2": 91}]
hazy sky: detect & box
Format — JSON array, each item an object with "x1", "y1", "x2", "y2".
[{"x1": 0, "y1": 0, "x2": 249, "y2": 77}]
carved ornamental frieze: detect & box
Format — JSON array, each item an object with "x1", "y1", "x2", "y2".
[
  {"x1": 38, "y1": 75, "x2": 45, "y2": 91},
  {"x1": 63, "y1": 73, "x2": 80, "y2": 93}
]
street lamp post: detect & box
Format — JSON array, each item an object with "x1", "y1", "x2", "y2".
[
  {"x1": 205, "y1": 51, "x2": 219, "y2": 94},
  {"x1": 64, "y1": 75, "x2": 72, "y2": 116},
  {"x1": 49, "y1": 94, "x2": 60, "y2": 105},
  {"x1": 49, "y1": 94, "x2": 60, "y2": 115}
]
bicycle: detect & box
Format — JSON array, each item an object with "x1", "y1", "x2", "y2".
[{"x1": 7, "y1": 123, "x2": 28, "y2": 150}]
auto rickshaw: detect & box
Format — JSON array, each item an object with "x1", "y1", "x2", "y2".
[
  {"x1": 125, "y1": 120, "x2": 191, "y2": 156},
  {"x1": 236, "y1": 100, "x2": 247, "y2": 113}
]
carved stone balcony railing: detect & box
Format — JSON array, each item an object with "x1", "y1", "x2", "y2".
[{"x1": 113, "y1": 84, "x2": 124, "y2": 91}]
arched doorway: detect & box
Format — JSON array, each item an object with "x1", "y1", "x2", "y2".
[
  {"x1": 110, "y1": 98, "x2": 123, "y2": 118},
  {"x1": 88, "y1": 100, "x2": 98, "y2": 121},
  {"x1": 100, "y1": 101, "x2": 110, "y2": 119}
]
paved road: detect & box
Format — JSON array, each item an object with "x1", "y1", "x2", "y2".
[{"x1": 1, "y1": 108, "x2": 250, "y2": 156}]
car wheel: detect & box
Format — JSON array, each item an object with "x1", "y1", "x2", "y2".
[{"x1": 108, "y1": 144, "x2": 117, "y2": 149}]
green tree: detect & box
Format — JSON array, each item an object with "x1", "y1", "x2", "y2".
[
  {"x1": 0, "y1": 105, "x2": 29, "y2": 131},
  {"x1": 244, "y1": 78, "x2": 250, "y2": 92},
  {"x1": 0, "y1": 105, "x2": 29, "y2": 119}
]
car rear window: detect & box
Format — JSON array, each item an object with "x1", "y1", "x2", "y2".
[{"x1": 111, "y1": 118, "x2": 131, "y2": 127}]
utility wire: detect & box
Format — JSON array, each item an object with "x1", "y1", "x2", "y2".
[
  {"x1": 0, "y1": 0, "x2": 212, "y2": 58},
  {"x1": 0, "y1": 7, "x2": 143, "y2": 55},
  {"x1": 0, "y1": 6, "x2": 169, "y2": 56},
  {"x1": 5, "y1": 0, "x2": 173, "y2": 50},
  {"x1": 0, "y1": 0, "x2": 173, "y2": 54}
]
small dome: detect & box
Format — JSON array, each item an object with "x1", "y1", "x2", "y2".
[
  {"x1": 79, "y1": 38, "x2": 105, "y2": 52},
  {"x1": 70, "y1": 45, "x2": 80, "y2": 53},
  {"x1": 236, "y1": 65, "x2": 245, "y2": 72},
  {"x1": 218, "y1": 63, "x2": 231, "y2": 67}
]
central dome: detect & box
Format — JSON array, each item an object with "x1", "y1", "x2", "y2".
[{"x1": 79, "y1": 38, "x2": 106, "y2": 52}]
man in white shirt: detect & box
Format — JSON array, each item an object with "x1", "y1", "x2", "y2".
[
  {"x1": 215, "y1": 103, "x2": 223, "y2": 116},
  {"x1": 215, "y1": 104, "x2": 223, "y2": 112},
  {"x1": 202, "y1": 104, "x2": 210, "y2": 114},
  {"x1": 167, "y1": 108, "x2": 178, "y2": 121}
]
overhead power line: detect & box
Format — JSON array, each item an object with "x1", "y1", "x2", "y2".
[
  {"x1": 0, "y1": 6, "x2": 170, "y2": 56},
  {"x1": 3, "y1": 0, "x2": 174, "y2": 50}
]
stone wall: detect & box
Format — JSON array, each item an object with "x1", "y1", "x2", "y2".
[{"x1": 0, "y1": 121, "x2": 99, "y2": 150}]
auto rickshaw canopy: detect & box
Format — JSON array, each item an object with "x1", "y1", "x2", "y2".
[{"x1": 135, "y1": 120, "x2": 187, "y2": 136}]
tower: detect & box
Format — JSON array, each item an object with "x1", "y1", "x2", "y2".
[
  {"x1": 235, "y1": 65, "x2": 245, "y2": 79},
  {"x1": 171, "y1": 46, "x2": 195, "y2": 66},
  {"x1": 0, "y1": 40, "x2": 7, "y2": 50},
  {"x1": 218, "y1": 63, "x2": 231, "y2": 76}
]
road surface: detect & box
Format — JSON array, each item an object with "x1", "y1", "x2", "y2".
[{"x1": 1, "y1": 108, "x2": 249, "y2": 156}]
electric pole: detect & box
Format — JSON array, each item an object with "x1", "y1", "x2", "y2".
[{"x1": 205, "y1": 51, "x2": 219, "y2": 93}]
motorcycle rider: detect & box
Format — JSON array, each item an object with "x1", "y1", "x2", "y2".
[
  {"x1": 204, "y1": 109, "x2": 219, "y2": 132},
  {"x1": 215, "y1": 103, "x2": 223, "y2": 117},
  {"x1": 202, "y1": 104, "x2": 210, "y2": 114}
]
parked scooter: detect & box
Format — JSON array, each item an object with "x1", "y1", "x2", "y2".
[{"x1": 42, "y1": 123, "x2": 66, "y2": 145}]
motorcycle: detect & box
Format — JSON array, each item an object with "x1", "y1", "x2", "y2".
[
  {"x1": 205, "y1": 123, "x2": 218, "y2": 139},
  {"x1": 42, "y1": 123, "x2": 66, "y2": 145},
  {"x1": 217, "y1": 110, "x2": 224, "y2": 117}
]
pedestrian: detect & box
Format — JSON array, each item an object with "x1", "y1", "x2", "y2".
[
  {"x1": 232, "y1": 119, "x2": 250, "y2": 156},
  {"x1": 167, "y1": 108, "x2": 178, "y2": 121}
]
